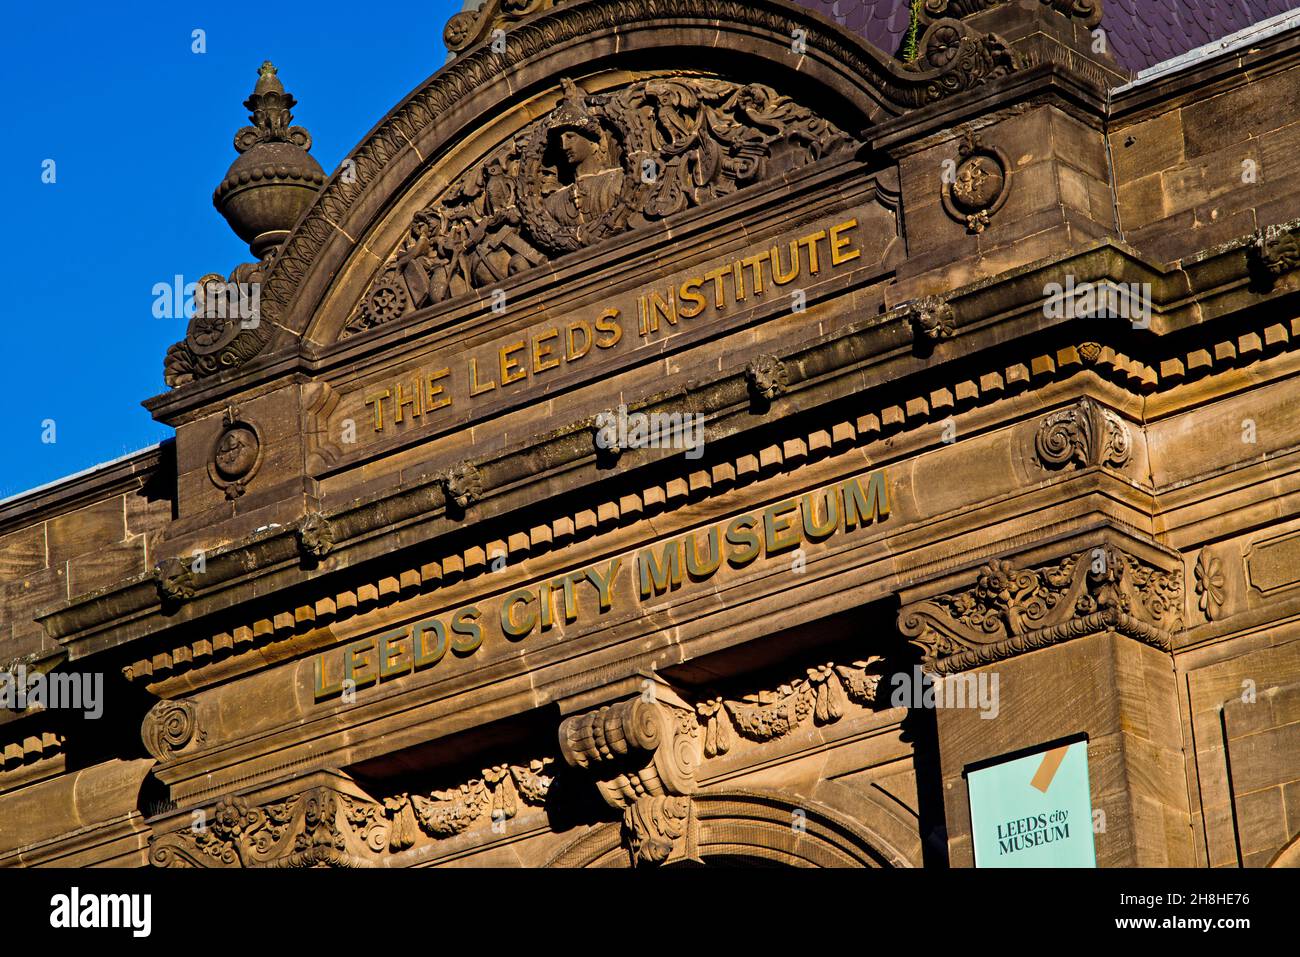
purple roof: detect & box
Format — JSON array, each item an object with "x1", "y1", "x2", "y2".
[{"x1": 789, "y1": 0, "x2": 1300, "y2": 73}]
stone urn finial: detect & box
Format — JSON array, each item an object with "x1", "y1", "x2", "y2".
[{"x1": 213, "y1": 61, "x2": 327, "y2": 258}]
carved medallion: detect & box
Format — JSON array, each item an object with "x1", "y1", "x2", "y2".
[
  {"x1": 208, "y1": 413, "x2": 263, "y2": 499},
  {"x1": 943, "y1": 134, "x2": 1009, "y2": 233}
]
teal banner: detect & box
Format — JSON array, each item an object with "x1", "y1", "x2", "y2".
[{"x1": 968, "y1": 740, "x2": 1097, "y2": 868}]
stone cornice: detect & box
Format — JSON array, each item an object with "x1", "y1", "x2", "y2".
[
  {"x1": 0, "y1": 443, "x2": 167, "y2": 538},
  {"x1": 38, "y1": 228, "x2": 1300, "y2": 667}
]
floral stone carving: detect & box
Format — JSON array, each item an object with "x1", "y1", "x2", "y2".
[
  {"x1": 898, "y1": 545, "x2": 1184, "y2": 673},
  {"x1": 1035, "y1": 397, "x2": 1131, "y2": 470}
]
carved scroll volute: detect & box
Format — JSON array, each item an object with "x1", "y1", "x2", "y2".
[
  {"x1": 558, "y1": 679, "x2": 701, "y2": 866},
  {"x1": 559, "y1": 694, "x2": 700, "y2": 807},
  {"x1": 142, "y1": 698, "x2": 205, "y2": 761}
]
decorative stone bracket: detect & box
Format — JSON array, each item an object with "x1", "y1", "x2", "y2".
[
  {"x1": 1035, "y1": 397, "x2": 1132, "y2": 470},
  {"x1": 898, "y1": 543, "x2": 1183, "y2": 673},
  {"x1": 558, "y1": 678, "x2": 702, "y2": 866}
]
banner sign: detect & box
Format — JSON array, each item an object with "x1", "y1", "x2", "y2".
[{"x1": 968, "y1": 739, "x2": 1097, "y2": 868}]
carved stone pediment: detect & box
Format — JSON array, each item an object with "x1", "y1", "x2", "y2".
[
  {"x1": 898, "y1": 544, "x2": 1183, "y2": 673},
  {"x1": 344, "y1": 75, "x2": 856, "y2": 337}
]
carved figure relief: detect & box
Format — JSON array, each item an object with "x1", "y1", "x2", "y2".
[{"x1": 345, "y1": 75, "x2": 856, "y2": 336}]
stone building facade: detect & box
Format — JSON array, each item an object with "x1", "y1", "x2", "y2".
[{"x1": 2, "y1": 0, "x2": 1299, "y2": 868}]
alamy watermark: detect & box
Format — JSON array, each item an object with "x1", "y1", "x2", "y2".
[
  {"x1": 594, "y1": 404, "x2": 705, "y2": 460},
  {"x1": 152, "y1": 274, "x2": 261, "y2": 327},
  {"x1": 1043, "y1": 275, "x2": 1152, "y2": 329},
  {"x1": 890, "y1": 665, "x2": 999, "y2": 720},
  {"x1": 0, "y1": 666, "x2": 102, "y2": 719}
]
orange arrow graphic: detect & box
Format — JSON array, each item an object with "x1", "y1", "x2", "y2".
[{"x1": 1030, "y1": 745, "x2": 1071, "y2": 793}]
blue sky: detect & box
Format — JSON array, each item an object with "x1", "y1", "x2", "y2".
[{"x1": 0, "y1": 0, "x2": 462, "y2": 500}]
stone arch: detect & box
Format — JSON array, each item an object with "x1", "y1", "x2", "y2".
[
  {"x1": 247, "y1": 0, "x2": 1013, "y2": 354},
  {"x1": 544, "y1": 786, "x2": 920, "y2": 868},
  {"x1": 1268, "y1": 831, "x2": 1300, "y2": 867}
]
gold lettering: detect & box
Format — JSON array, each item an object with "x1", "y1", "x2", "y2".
[
  {"x1": 638, "y1": 539, "x2": 684, "y2": 599},
  {"x1": 532, "y1": 328, "x2": 561, "y2": 373},
  {"x1": 344, "y1": 638, "x2": 378, "y2": 689},
  {"x1": 801, "y1": 487, "x2": 840, "y2": 541},
  {"x1": 594, "y1": 309, "x2": 623, "y2": 349},
  {"x1": 703, "y1": 266, "x2": 731, "y2": 310},
  {"x1": 742, "y1": 252, "x2": 769, "y2": 297},
  {"x1": 566, "y1": 320, "x2": 593, "y2": 361},
  {"x1": 798, "y1": 230, "x2": 827, "y2": 275},
  {"x1": 365, "y1": 390, "x2": 391, "y2": 431},
  {"x1": 685, "y1": 526, "x2": 722, "y2": 579},
  {"x1": 313, "y1": 654, "x2": 343, "y2": 699},
  {"x1": 829, "y1": 219, "x2": 860, "y2": 266},
  {"x1": 725, "y1": 515, "x2": 761, "y2": 567},
  {"x1": 763, "y1": 499, "x2": 802, "y2": 554},
  {"x1": 841, "y1": 470, "x2": 890, "y2": 530},
  {"x1": 469, "y1": 356, "x2": 497, "y2": 396},
  {"x1": 394, "y1": 380, "x2": 420, "y2": 423},
  {"x1": 378, "y1": 628, "x2": 412, "y2": 678},
  {"x1": 425, "y1": 368, "x2": 451, "y2": 412},
  {"x1": 412, "y1": 619, "x2": 447, "y2": 668},
  {"x1": 678, "y1": 277, "x2": 708, "y2": 319},
  {"x1": 450, "y1": 607, "x2": 483, "y2": 654},
  {"x1": 500, "y1": 340, "x2": 527, "y2": 386},
  {"x1": 584, "y1": 558, "x2": 622, "y2": 612},
  {"x1": 770, "y1": 242, "x2": 800, "y2": 285},
  {"x1": 650, "y1": 289, "x2": 678, "y2": 329},
  {"x1": 501, "y1": 590, "x2": 537, "y2": 639}
]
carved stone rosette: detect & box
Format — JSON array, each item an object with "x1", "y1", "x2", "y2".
[
  {"x1": 1035, "y1": 397, "x2": 1131, "y2": 470},
  {"x1": 1194, "y1": 548, "x2": 1226, "y2": 622},
  {"x1": 142, "y1": 699, "x2": 205, "y2": 761},
  {"x1": 898, "y1": 544, "x2": 1184, "y2": 673},
  {"x1": 153, "y1": 557, "x2": 196, "y2": 607},
  {"x1": 440, "y1": 462, "x2": 484, "y2": 512},
  {"x1": 297, "y1": 512, "x2": 335, "y2": 561},
  {"x1": 558, "y1": 682, "x2": 701, "y2": 866},
  {"x1": 745, "y1": 354, "x2": 789, "y2": 403},
  {"x1": 905, "y1": 295, "x2": 956, "y2": 341}
]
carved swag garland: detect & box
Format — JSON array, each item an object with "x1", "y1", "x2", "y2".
[
  {"x1": 147, "y1": 661, "x2": 888, "y2": 867},
  {"x1": 345, "y1": 76, "x2": 856, "y2": 335}
]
